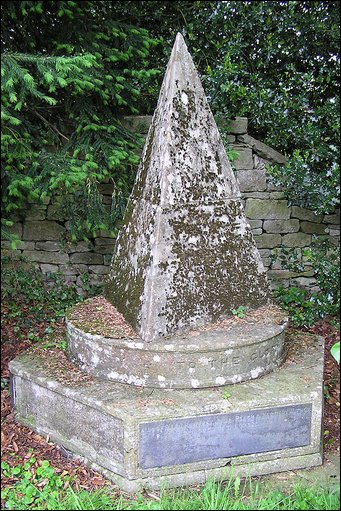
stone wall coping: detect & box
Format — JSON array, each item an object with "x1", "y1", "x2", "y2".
[{"x1": 237, "y1": 134, "x2": 287, "y2": 164}]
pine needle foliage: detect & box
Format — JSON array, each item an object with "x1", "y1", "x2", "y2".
[{"x1": 1, "y1": 0, "x2": 159, "y2": 240}]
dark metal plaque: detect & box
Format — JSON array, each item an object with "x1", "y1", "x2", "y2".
[{"x1": 139, "y1": 404, "x2": 312, "y2": 469}]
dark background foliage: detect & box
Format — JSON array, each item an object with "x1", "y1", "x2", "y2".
[{"x1": 1, "y1": 1, "x2": 340, "y2": 240}]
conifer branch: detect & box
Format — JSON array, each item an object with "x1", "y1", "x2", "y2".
[{"x1": 30, "y1": 108, "x2": 70, "y2": 141}]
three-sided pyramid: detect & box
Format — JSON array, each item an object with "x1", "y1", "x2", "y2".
[{"x1": 105, "y1": 33, "x2": 271, "y2": 342}]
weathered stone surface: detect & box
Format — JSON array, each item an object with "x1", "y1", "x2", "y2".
[
  {"x1": 263, "y1": 219, "x2": 300, "y2": 233},
  {"x1": 300, "y1": 222, "x2": 328, "y2": 235},
  {"x1": 237, "y1": 134, "x2": 287, "y2": 164},
  {"x1": 253, "y1": 234, "x2": 282, "y2": 249},
  {"x1": 94, "y1": 246, "x2": 115, "y2": 255},
  {"x1": 248, "y1": 220, "x2": 263, "y2": 229},
  {"x1": 266, "y1": 179, "x2": 284, "y2": 192},
  {"x1": 70, "y1": 253, "x2": 103, "y2": 264},
  {"x1": 2, "y1": 240, "x2": 35, "y2": 250},
  {"x1": 67, "y1": 241, "x2": 94, "y2": 253},
  {"x1": 233, "y1": 148, "x2": 254, "y2": 170},
  {"x1": 59, "y1": 264, "x2": 88, "y2": 275},
  {"x1": 226, "y1": 134, "x2": 236, "y2": 143},
  {"x1": 105, "y1": 33, "x2": 271, "y2": 342},
  {"x1": 323, "y1": 210, "x2": 340, "y2": 225},
  {"x1": 95, "y1": 238, "x2": 116, "y2": 246},
  {"x1": 245, "y1": 199, "x2": 290, "y2": 220},
  {"x1": 25, "y1": 208, "x2": 47, "y2": 220},
  {"x1": 293, "y1": 277, "x2": 317, "y2": 288},
  {"x1": 235, "y1": 169, "x2": 267, "y2": 191},
  {"x1": 103, "y1": 254, "x2": 112, "y2": 265},
  {"x1": 282, "y1": 233, "x2": 312, "y2": 248},
  {"x1": 9, "y1": 332, "x2": 324, "y2": 492},
  {"x1": 328, "y1": 236, "x2": 340, "y2": 246},
  {"x1": 46, "y1": 203, "x2": 67, "y2": 221},
  {"x1": 258, "y1": 249, "x2": 271, "y2": 257},
  {"x1": 23, "y1": 250, "x2": 69, "y2": 264},
  {"x1": 89, "y1": 265, "x2": 110, "y2": 275},
  {"x1": 40, "y1": 264, "x2": 61, "y2": 274},
  {"x1": 291, "y1": 206, "x2": 323, "y2": 223},
  {"x1": 35, "y1": 241, "x2": 62, "y2": 251},
  {"x1": 269, "y1": 192, "x2": 287, "y2": 199},
  {"x1": 228, "y1": 117, "x2": 248, "y2": 134},
  {"x1": 261, "y1": 257, "x2": 271, "y2": 267},
  {"x1": 76, "y1": 275, "x2": 103, "y2": 288},
  {"x1": 23, "y1": 221, "x2": 64, "y2": 241},
  {"x1": 268, "y1": 270, "x2": 314, "y2": 279},
  {"x1": 328, "y1": 229, "x2": 340, "y2": 237}
]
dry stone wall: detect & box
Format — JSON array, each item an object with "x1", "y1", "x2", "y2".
[{"x1": 2, "y1": 116, "x2": 339, "y2": 293}]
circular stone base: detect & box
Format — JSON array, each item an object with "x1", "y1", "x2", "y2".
[{"x1": 66, "y1": 297, "x2": 288, "y2": 389}]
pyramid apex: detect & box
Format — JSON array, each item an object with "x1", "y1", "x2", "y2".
[{"x1": 175, "y1": 32, "x2": 186, "y2": 44}]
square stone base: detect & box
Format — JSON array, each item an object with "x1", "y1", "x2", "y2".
[{"x1": 9, "y1": 333, "x2": 324, "y2": 493}]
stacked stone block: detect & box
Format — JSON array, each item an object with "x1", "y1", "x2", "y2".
[{"x1": 2, "y1": 117, "x2": 339, "y2": 292}]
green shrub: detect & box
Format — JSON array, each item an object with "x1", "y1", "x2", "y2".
[
  {"x1": 1, "y1": 255, "x2": 102, "y2": 345},
  {"x1": 273, "y1": 236, "x2": 340, "y2": 326}
]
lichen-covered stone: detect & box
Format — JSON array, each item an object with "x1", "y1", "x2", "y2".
[
  {"x1": 89, "y1": 265, "x2": 110, "y2": 275},
  {"x1": 245, "y1": 199, "x2": 290, "y2": 220},
  {"x1": 233, "y1": 148, "x2": 254, "y2": 170},
  {"x1": 323, "y1": 210, "x2": 340, "y2": 225},
  {"x1": 105, "y1": 33, "x2": 271, "y2": 342},
  {"x1": 9, "y1": 331, "x2": 324, "y2": 492},
  {"x1": 35, "y1": 241, "x2": 62, "y2": 252},
  {"x1": 237, "y1": 134, "x2": 286, "y2": 164},
  {"x1": 67, "y1": 241, "x2": 94, "y2": 253},
  {"x1": 25, "y1": 207, "x2": 47, "y2": 220},
  {"x1": 282, "y1": 233, "x2": 312, "y2": 248},
  {"x1": 300, "y1": 222, "x2": 328, "y2": 235},
  {"x1": 263, "y1": 219, "x2": 300, "y2": 233},
  {"x1": 70, "y1": 252, "x2": 103, "y2": 264},
  {"x1": 40, "y1": 264, "x2": 60, "y2": 274},
  {"x1": 229, "y1": 117, "x2": 248, "y2": 134},
  {"x1": 291, "y1": 206, "x2": 323, "y2": 223},
  {"x1": 23, "y1": 250, "x2": 69, "y2": 264},
  {"x1": 66, "y1": 299, "x2": 287, "y2": 389},
  {"x1": 236, "y1": 169, "x2": 267, "y2": 191},
  {"x1": 253, "y1": 234, "x2": 282, "y2": 249},
  {"x1": 23, "y1": 221, "x2": 64, "y2": 241}
]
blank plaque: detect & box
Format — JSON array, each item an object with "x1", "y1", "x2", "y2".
[{"x1": 139, "y1": 404, "x2": 312, "y2": 469}]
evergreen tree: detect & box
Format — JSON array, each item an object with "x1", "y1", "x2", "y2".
[{"x1": 1, "y1": 1, "x2": 159, "y2": 241}]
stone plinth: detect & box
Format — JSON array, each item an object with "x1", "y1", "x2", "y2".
[
  {"x1": 66, "y1": 297, "x2": 287, "y2": 389},
  {"x1": 9, "y1": 332, "x2": 324, "y2": 493}
]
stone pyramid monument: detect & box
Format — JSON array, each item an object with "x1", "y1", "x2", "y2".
[
  {"x1": 9, "y1": 33, "x2": 324, "y2": 492},
  {"x1": 105, "y1": 33, "x2": 271, "y2": 342}
]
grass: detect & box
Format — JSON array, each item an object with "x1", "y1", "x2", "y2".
[{"x1": 1, "y1": 468, "x2": 340, "y2": 510}]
